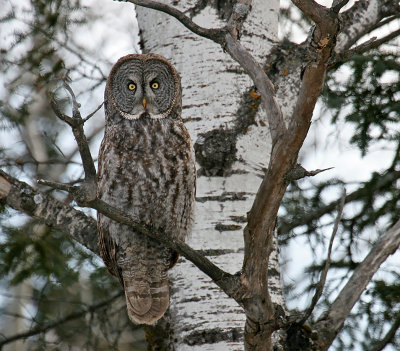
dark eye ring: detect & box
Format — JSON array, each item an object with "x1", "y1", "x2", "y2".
[{"x1": 127, "y1": 82, "x2": 136, "y2": 91}]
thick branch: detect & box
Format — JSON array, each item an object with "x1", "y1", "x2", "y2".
[
  {"x1": 86, "y1": 198, "x2": 239, "y2": 299},
  {"x1": 0, "y1": 170, "x2": 240, "y2": 302},
  {"x1": 0, "y1": 291, "x2": 124, "y2": 349},
  {"x1": 291, "y1": 0, "x2": 328, "y2": 25},
  {"x1": 314, "y1": 219, "x2": 400, "y2": 350},
  {"x1": 240, "y1": 3, "x2": 341, "y2": 347},
  {"x1": 0, "y1": 170, "x2": 99, "y2": 254}
]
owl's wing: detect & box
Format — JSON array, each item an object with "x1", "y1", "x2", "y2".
[{"x1": 98, "y1": 224, "x2": 123, "y2": 285}]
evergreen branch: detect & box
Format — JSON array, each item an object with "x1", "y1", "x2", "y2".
[
  {"x1": 369, "y1": 313, "x2": 400, "y2": 351},
  {"x1": 0, "y1": 291, "x2": 125, "y2": 349},
  {"x1": 314, "y1": 218, "x2": 400, "y2": 350},
  {"x1": 299, "y1": 189, "x2": 346, "y2": 325},
  {"x1": 279, "y1": 170, "x2": 400, "y2": 236}
]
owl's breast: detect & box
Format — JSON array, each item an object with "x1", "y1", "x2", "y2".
[{"x1": 98, "y1": 119, "x2": 195, "y2": 234}]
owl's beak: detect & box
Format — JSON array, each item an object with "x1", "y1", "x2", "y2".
[{"x1": 142, "y1": 98, "x2": 147, "y2": 109}]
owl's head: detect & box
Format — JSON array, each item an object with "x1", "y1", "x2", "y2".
[{"x1": 106, "y1": 54, "x2": 182, "y2": 120}]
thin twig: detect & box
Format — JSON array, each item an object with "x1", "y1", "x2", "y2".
[
  {"x1": 279, "y1": 170, "x2": 400, "y2": 235},
  {"x1": 299, "y1": 188, "x2": 346, "y2": 325},
  {"x1": 284, "y1": 164, "x2": 333, "y2": 181},
  {"x1": 364, "y1": 15, "x2": 400, "y2": 37},
  {"x1": 0, "y1": 291, "x2": 125, "y2": 349},
  {"x1": 37, "y1": 179, "x2": 73, "y2": 192},
  {"x1": 50, "y1": 83, "x2": 97, "y2": 185},
  {"x1": 334, "y1": 28, "x2": 400, "y2": 65},
  {"x1": 83, "y1": 102, "x2": 104, "y2": 123}
]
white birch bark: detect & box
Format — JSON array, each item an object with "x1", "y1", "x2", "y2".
[{"x1": 136, "y1": 1, "x2": 283, "y2": 349}]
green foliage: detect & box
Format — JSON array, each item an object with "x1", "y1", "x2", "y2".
[
  {"x1": 324, "y1": 53, "x2": 400, "y2": 156},
  {"x1": 280, "y1": 49, "x2": 400, "y2": 351}
]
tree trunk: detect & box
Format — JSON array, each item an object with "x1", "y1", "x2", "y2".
[{"x1": 136, "y1": 1, "x2": 284, "y2": 349}]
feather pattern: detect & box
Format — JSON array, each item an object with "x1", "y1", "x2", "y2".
[{"x1": 97, "y1": 54, "x2": 195, "y2": 324}]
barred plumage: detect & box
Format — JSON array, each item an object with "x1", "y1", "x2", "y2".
[{"x1": 97, "y1": 54, "x2": 195, "y2": 325}]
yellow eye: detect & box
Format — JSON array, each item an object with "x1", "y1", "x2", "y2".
[
  {"x1": 151, "y1": 82, "x2": 159, "y2": 89},
  {"x1": 128, "y1": 83, "x2": 136, "y2": 91}
]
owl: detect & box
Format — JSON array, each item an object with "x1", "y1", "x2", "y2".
[{"x1": 97, "y1": 54, "x2": 196, "y2": 325}]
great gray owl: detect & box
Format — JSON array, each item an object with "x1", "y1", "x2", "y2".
[{"x1": 97, "y1": 54, "x2": 196, "y2": 325}]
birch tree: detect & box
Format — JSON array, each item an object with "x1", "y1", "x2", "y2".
[{"x1": 0, "y1": 0, "x2": 400, "y2": 350}]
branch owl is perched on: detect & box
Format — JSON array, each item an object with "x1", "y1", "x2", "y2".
[{"x1": 97, "y1": 54, "x2": 196, "y2": 324}]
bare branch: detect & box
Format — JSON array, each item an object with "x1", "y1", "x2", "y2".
[
  {"x1": 224, "y1": 33, "x2": 286, "y2": 142},
  {"x1": 50, "y1": 84, "x2": 97, "y2": 199},
  {"x1": 88, "y1": 198, "x2": 240, "y2": 299},
  {"x1": 37, "y1": 178, "x2": 72, "y2": 192},
  {"x1": 364, "y1": 15, "x2": 400, "y2": 37},
  {"x1": 0, "y1": 291, "x2": 124, "y2": 349},
  {"x1": 284, "y1": 164, "x2": 333, "y2": 181},
  {"x1": 1, "y1": 169, "x2": 240, "y2": 302},
  {"x1": 333, "y1": 28, "x2": 400, "y2": 65},
  {"x1": 122, "y1": 0, "x2": 225, "y2": 43},
  {"x1": 299, "y1": 188, "x2": 346, "y2": 325},
  {"x1": 314, "y1": 218, "x2": 400, "y2": 350},
  {"x1": 352, "y1": 28, "x2": 400, "y2": 52},
  {"x1": 0, "y1": 170, "x2": 99, "y2": 254},
  {"x1": 83, "y1": 101, "x2": 104, "y2": 123},
  {"x1": 226, "y1": 0, "x2": 252, "y2": 39}
]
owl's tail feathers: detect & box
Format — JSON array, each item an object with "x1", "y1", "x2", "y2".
[{"x1": 124, "y1": 276, "x2": 170, "y2": 325}]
